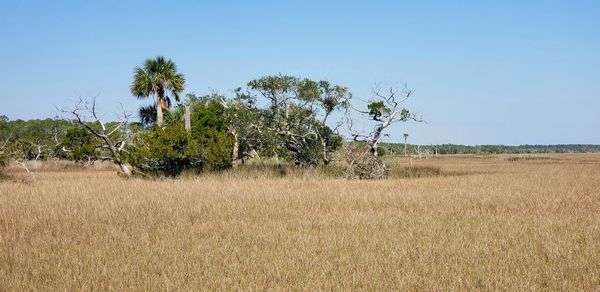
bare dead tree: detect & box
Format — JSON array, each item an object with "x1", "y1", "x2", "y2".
[
  {"x1": 59, "y1": 97, "x2": 133, "y2": 176},
  {"x1": 343, "y1": 84, "x2": 423, "y2": 179},
  {"x1": 351, "y1": 84, "x2": 423, "y2": 156}
]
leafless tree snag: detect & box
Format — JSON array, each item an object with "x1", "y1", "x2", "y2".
[
  {"x1": 353, "y1": 84, "x2": 422, "y2": 156},
  {"x1": 345, "y1": 84, "x2": 423, "y2": 179},
  {"x1": 59, "y1": 97, "x2": 133, "y2": 177}
]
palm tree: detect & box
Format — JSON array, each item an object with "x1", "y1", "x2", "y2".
[
  {"x1": 130, "y1": 56, "x2": 185, "y2": 126},
  {"x1": 138, "y1": 104, "x2": 157, "y2": 129}
]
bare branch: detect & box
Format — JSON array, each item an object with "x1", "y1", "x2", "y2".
[{"x1": 59, "y1": 96, "x2": 133, "y2": 176}]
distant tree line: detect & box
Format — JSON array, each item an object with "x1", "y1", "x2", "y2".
[{"x1": 377, "y1": 143, "x2": 600, "y2": 156}]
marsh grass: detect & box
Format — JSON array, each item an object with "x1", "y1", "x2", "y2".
[
  {"x1": 506, "y1": 155, "x2": 560, "y2": 161},
  {"x1": 389, "y1": 165, "x2": 443, "y2": 178},
  {"x1": 1, "y1": 154, "x2": 599, "y2": 290}
]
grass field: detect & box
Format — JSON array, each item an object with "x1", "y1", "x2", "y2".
[{"x1": 1, "y1": 154, "x2": 599, "y2": 290}]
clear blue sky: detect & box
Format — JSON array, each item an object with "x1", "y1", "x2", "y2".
[{"x1": 1, "y1": 0, "x2": 598, "y2": 145}]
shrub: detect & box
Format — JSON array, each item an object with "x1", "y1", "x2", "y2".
[
  {"x1": 345, "y1": 153, "x2": 388, "y2": 180},
  {"x1": 126, "y1": 124, "x2": 203, "y2": 177},
  {"x1": 193, "y1": 127, "x2": 233, "y2": 171},
  {"x1": 125, "y1": 100, "x2": 234, "y2": 177}
]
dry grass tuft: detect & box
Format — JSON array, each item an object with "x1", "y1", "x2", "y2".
[
  {"x1": 506, "y1": 155, "x2": 560, "y2": 161},
  {"x1": 1, "y1": 154, "x2": 600, "y2": 290},
  {"x1": 389, "y1": 165, "x2": 443, "y2": 178}
]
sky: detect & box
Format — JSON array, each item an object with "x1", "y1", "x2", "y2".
[{"x1": 1, "y1": 0, "x2": 599, "y2": 145}]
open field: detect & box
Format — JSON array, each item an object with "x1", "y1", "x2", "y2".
[{"x1": 1, "y1": 154, "x2": 599, "y2": 290}]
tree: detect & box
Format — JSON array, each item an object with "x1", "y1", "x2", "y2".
[
  {"x1": 130, "y1": 56, "x2": 186, "y2": 126},
  {"x1": 305, "y1": 80, "x2": 351, "y2": 165},
  {"x1": 212, "y1": 89, "x2": 264, "y2": 166},
  {"x1": 353, "y1": 85, "x2": 422, "y2": 156},
  {"x1": 0, "y1": 117, "x2": 72, "y2": 161},
  {"x1": 60, "y1": 97, "x2": 133, "y2": 176},
  {"x1": 137, "y1": 104, "x2": 157, "y2": 129},
  {"x1": 247, "y1": 75, "x2": 349, "y2": 166},
  {"x1": 345, "y1": 84, "x2": 422, "y2": 179}
]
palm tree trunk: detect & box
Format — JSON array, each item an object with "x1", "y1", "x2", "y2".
[{"x1": 156, "y1": 95, "x2": 164, "y2": 126}]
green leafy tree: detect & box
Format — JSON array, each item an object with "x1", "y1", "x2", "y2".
[
  {"x1": 130, "y1": 56, "x2": 186, "y2": 126},
  {"x1": 247, "y1": 75, "x2": 349, "y2": 166},
  {"x1": 298, "y1": 79, "x2": 351, "y2": 165}
]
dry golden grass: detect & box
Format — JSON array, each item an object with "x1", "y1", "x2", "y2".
[{"x1": 1, "y1": 154, "x2": 600, "y2": 290}]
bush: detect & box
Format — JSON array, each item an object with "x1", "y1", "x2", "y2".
[
  {"x1": 193, "y1": 127, "x2": 233, "y2": 171},
  {"x1": 126, "y1": 124, "x2": 204, "y2": 177},
  {"x1": 345, "y1": 153, "x2": 388, "y2": 180},
  {"x1": 125, "y1": 100, "x2": 234, "y2": 177}
]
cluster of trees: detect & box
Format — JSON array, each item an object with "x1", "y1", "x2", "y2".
[
  {"x1": 1, "y1": 56, "x2": 420, "y2": 179},
  {"x1": 122, "y1": 56, "x2": 357, "y2": 176},
  {"x1": 4, "y1": 56, "x2": 599, "y2": 180}
]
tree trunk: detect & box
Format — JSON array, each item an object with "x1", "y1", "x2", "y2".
[
  {"x1": 370, "y1": 126, "x2": 383, "y2": 156},
  {"x1": 118, "y1": 163, "x2": 132, "y2": 177},
  {"x1": 184, "y1": 105, "x2": 191, "y2": 131},
  {"x1": 156, "y1": 96, "x2": 164, "y2": 126},
  {"x1": 322, "y1": 141, "x2": 329, "y2": 165},
  {"x1": 231, "y1": 129, "x2": 239, "y2": 167}
]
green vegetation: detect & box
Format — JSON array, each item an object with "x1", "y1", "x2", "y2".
[
  {"x1": 2, "y1": 56, "x2": 598, "y2": 179},
  {"x1": 126, "y1": 97, "x2": 233, "y2": 177}
]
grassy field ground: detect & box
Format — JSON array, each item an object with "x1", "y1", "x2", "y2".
[{"x1": 1, "y1": 154, "x2": 599, "y2": 290}]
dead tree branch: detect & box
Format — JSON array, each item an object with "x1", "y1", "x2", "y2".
[{"x1": 58, "y1": 96, "x2": 133, "y2": 176}]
